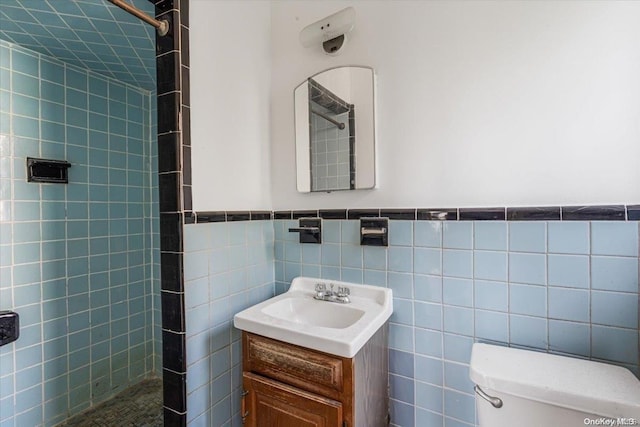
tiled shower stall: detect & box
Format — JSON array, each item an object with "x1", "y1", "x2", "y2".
[{"x1": 0, "y1": 39, "x2": 160, "y2": 425}]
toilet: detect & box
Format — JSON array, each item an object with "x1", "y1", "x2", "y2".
[{"x1": 470, "y1": 343, "x2": 640, "y2": 426}]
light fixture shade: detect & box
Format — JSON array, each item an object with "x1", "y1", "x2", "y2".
[{"x1": 299, "y1": 7, "x2": 356, "y2": 48}]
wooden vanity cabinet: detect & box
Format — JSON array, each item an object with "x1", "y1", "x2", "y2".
[{"x1": 241, "y1": 327, "x2": 389, "y2": 427}]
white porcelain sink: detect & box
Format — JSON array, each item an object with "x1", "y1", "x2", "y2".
[
  {"x1": 233, "y1": 277, "x2": 393, "y2": 358},
  {"x1": 261, "y1": 297, "x2": 366, "y2": 329}
]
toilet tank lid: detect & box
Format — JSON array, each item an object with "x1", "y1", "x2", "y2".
[{"x1": 470, "y1": 343, "x2": 640, "y2": 419}]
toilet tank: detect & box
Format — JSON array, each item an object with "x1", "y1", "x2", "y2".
[{"x1": 470, "y1": 343, "x2": 640, "y2": 427}]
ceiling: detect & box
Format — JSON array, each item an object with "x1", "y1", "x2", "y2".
[{"x1": 0, "y1": 0, "x2": 157, "y2": 90}]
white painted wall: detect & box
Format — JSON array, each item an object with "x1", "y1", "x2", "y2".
[
  {"x1": 270, "y1": 1, "x2": 640, "y2": 209},
  {"x1": 190, "y1": 0, "x2": 271, "y2": 211}
]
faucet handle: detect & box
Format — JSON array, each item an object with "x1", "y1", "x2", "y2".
[
  {"x1": 337, "y1": 286, "x2": 350, "y2": 296},
  {"x1": 315, "y1": 283, "x2": 326, "y2": 292}
]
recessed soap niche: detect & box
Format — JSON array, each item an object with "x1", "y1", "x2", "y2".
[{"x1": 26, "y1": 157, "x2": 71, "y2": 184}]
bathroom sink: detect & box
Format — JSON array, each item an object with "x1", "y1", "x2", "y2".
[
  {"x1": 233, "y1": 277, "x2": 393, "y2": 358},
  {"x1": 261, "y1": 297, "x2": 365, "y2": 329}
]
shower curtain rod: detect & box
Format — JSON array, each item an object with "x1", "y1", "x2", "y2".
[
  {"x1": 106, "y1": 0, "x2": 169, "y2": 36},
  {"x1": 311, "y1": 109, "x2": 346, "y2": 130}
]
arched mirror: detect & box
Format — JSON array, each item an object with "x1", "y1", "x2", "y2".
[{"x1": 294, "y1": 66, "x2": 376, "y2": 192}]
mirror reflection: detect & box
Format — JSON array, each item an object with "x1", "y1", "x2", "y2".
[{"x1": 294, "y1": 66, "x2": 376, "y2": 192}]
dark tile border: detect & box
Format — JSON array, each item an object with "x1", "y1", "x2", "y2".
[
  {"x1": 319, "y1": 209, "x2": 347, "y2": 219},
  {"x1": 196, "y1": 211, "x2": 226, "y2": 223},
  {"x1": 562, "y1": 205, "x2": 626, "y2": 221},
  {"x1": 459, "y1": 208, "x2": 506, "y2": 221},
  {"x1": 417, "y1": 208, "x2": 458, "y2": 221},
  {"x1": 156, "y1": 51, "x2": 180, "y2": 94},
  {"x1": 226, "y1": 211, "x2": 251, "y2": 222},
  {"x1": 194, "y1": 211, "x2": 273, "y2": 223},
  {"x1": 161, "y1": 291, "x2": 185, "y2": 333},
  {"x1": 251, "y1": 211, "x2": 273, "y2": 220},
  {"x1": 380, "y1": 209, "x2": 416, "y2": 220},
  {"x1": 273, "y1": 211, "x2": 292, "y2": 219},
  {"x1": 507, "y1": 207, "x2": 561, "y2": 221},
  {"x1": 628, "y1": 205, "x2": 640, "y2": 221},
  {"x1": 157, "y1": 92, "x2": 180, "y2": 135},
  {"x1": 292, "y1": 210, "x2": 319, "y2": 219},
  {"x1": 163, "y1": 408, "x2": 186, "y2": 427},
  {"x1": 347, "y1": 209, "x2": 380, "y2": 219},
  {"x1": 158, "y1": 173, "x2": 180, "y2": 212},
  {"x1": 160, "y1": 252, "x2": 183, "y2": 292},
  {"x1": 153, "y1": 0, "x2": 189, "y2": 424},
  {"x1": 159, "y1": 213, "x2": 183, "y2": 252},
  {"x1": 190, "y1": 204, "x2": 640, "y2": 224},
  {"x1": 162, "y1": 369, "x2": 186, "y2": 413},
  {"x1": 182, "y1": 145, "x2": 191, "y2": 185},
  {"x1": 157, "y1": 133, "x2": 180, "y2": 173},
  {"x1": 161, "y1": 330, "x2": 185, "y2": 374}
]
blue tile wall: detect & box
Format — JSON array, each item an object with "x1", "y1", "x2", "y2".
[
  {"x1": 273, "y1": 219, "x2": 640, "y2": 427},
  {"x1": 149, "y1": 93, "x2": 161, "y2": 376},
  {"x1": 183, "y1": 221, "x2": 275, "y2": 426},
  {"x1": 0, "y1": 40, "x2": 159, "y2": 427},
  {"x1": 0, "y1": 0, "x2": 156, "y2": 90}
]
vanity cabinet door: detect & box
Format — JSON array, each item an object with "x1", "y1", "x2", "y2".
[
  {"x1": 243, "y1": 372, "x2": 343, "y2": 427},
  {"x1": 243, "y1": 332, "x2": 349, "y2": 400}
]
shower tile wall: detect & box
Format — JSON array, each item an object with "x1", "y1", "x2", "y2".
[
  {"x1": 0, "y1": 40, "x2": 158, "y2": 426},
  {"x1": 183, "y1": 220, "x2": 274, "y2": 426},
  {"x1": 273, "y1": 219, "x2": 640, "y2": 427},
  {"x1": 150, "y1": 93, "x2": 161, "y2": 375},
  {"x1": 311, "y1": 108, "x2": 351, "y2": 191}
]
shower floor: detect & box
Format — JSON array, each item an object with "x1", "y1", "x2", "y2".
[{"x1": 57, "y1": 378, "x2": 163, "y2": 427}]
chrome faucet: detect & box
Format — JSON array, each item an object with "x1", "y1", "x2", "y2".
[{"x1": 314, "y1": 283, "x2": 351, "y2": 304}]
